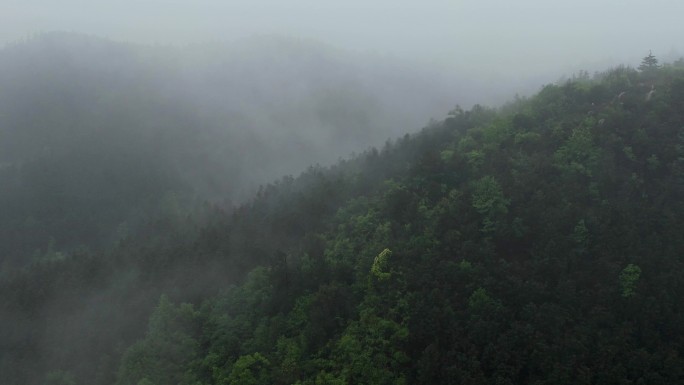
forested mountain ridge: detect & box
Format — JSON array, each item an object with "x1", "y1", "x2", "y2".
[
  {"x1": 2, "y1": 55, "x2": 684, "y2": 384},
  {"x1": 0, "y1": 32, "x2": 466, "y2": 270}
]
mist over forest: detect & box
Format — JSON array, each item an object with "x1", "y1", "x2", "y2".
[
  {"x1": 0, "y1": 31, "x2": 498, "y2": 269},
  {"x1": 1, "y1": 2, "x2": 684, "y2": 384}
]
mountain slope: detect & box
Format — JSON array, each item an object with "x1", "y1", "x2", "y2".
[
  {"x1": 2, "y1": 58, "x2": 684, "y2": 384},
  {"x1": 0, "y1": 32, "x2": 468, "y2": 269},
  {"x1": 115, "y1": 62, "x2": 684, "y2": 385}
]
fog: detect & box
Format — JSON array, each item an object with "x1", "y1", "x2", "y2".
[
  {"x1": 0, "y1": 31, "x2": 480, "y2": 268},
  {"x1": 3, "y1": 0, "x2": 684, "y2": 82},
  {"x1": 1, "y1": 3, "x2": 684, "y2": 385}
]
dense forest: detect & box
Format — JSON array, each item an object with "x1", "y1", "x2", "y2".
[{"x1": 1, "y1": 42, "x2": 684, "y2": 384}]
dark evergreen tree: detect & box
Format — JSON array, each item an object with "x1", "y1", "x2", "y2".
[{"x1": 638, "y1": 50, "x2": 660, "y2": 71}]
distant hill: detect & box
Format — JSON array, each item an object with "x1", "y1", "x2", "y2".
[{"x1": 0, "y1": 32, "x2": 470, "y2": 268}]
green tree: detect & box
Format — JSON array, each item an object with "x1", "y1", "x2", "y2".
[
  {"x1": 572, "y1": 219, "x2": 590, "y2": 255},
  {"x1": 471, "y1": 176, "x2": 509, "y2": 234},
  {"x1": 370, "y1": 248, "x2": 392, "y2": 281},
  {"x1": 116, "y1": 296, "x2": 199, "y2": 385},
  {"x1": 619, "y1": 264, "x2": 641, "y2": 298},
  {"x1": 225, "y1": 353, "x2": 272, "y2": 385}
]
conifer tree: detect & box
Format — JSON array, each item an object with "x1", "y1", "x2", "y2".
[{"x1": 638, "y1": 50, "x2": 659, "y2": 71}]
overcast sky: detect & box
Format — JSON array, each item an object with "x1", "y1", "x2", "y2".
[{"x1": 2, "y1": 0, "x2": 683, "y2": 79}]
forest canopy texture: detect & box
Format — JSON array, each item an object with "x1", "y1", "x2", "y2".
[{"x1": 1, "y1": 45, "x2": 684, "y2": 385}]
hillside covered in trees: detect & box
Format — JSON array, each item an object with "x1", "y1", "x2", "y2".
[
  {"x1": 0, "y1": 32, "x2": 468, "y2": 271},
  {"x1": 2, "y1": 52, "x2": 684, "y2": 385}
]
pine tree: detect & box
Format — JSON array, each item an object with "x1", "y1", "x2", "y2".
[{"x1": 638, "y1": 50, "x2": 659, "y2": 71}]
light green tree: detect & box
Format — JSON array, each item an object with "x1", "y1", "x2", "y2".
[
  {"x1": 371, "y1": 248, "x2": 392, "y2": 281},
  {"x1": 471, "y1": 176, "x2": 509, "y2": 234},
  {"x1": 226, "y1": 353, "x2": 271, "y2": 385}
]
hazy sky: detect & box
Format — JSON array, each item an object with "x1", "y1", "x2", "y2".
[{"x1": 2, "y1": 0, "x2": 683, "y2": 77}]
